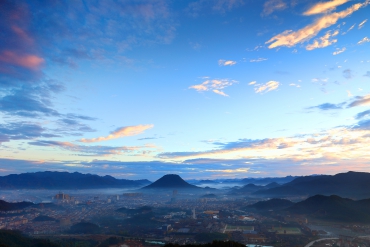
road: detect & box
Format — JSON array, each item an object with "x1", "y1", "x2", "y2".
[{"x1": 304, "y1": 238, "x2": 339, "y2": 247}]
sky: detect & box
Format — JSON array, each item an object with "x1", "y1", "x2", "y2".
[{"x1": 1, "y1": 0, "x2": 370, "y2": 180}]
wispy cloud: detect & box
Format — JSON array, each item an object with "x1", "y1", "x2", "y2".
[
  {"x1": 306, "y1": 30, "x2": 338, "y2": 50},
  {"x1": 359, "y1": 19, "x2": 368, "y2": 29},
  {"x1": 189, "y1": 78, "x2": 238, "y2": 97},
  {"x1": 250, "y1": 58, "x2": 268, "y2": 62},
  {"x1": 333, "y1": 47, "x2": 346, "y2": 55},
  {"x1": 262, "y1": 0, "x2": 287, "y2": 16},
  {"x1": 254, "y1": 81, "x2": 280, "y2": 93},
  {"x1": 358, "y1": 37, "x2": 370, "y2": 45},
  {"x1": 307, "y1": 102, "x2": 344, "y2": 111},
  {"x1": 249, "y1": 81, "x2": 257, "y2": 85},
  {"x1": 218, "y1": 59, "x2": 236, "y2": 66},
  {"x1": 266, "y1": 1, "x2": 369, "y2": 49},
  {"x1": 348, "y1": 94, "x2": 370, "y2": 108},
  {"x1": 80, "y1": 124, "x2": 154, "y2": 143},
  {"x1": 29, "y1": 140, "x2": 157, "y2": 156},
  {"x1": 303, "y1": 0, "x2": 349, "y2": 16},
  {"x1": 355, "y1": 110, "x2": 370, "y2": 119}
]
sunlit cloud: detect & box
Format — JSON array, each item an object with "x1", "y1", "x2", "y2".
[
  {"x1": 306, "y1": 30, "x2": 338, "y2": 50},
  {"x1": 266, "y1": 1, "x2": 369, "y2": 49},
  {"x1": 80, "y1": 124, "x2": 154, "y2": 143},
  {"x1": 189, "y1": 78, "x2": 237, "y2": 96},
  {"x1": 0, "y1": 50, "x2": 44, "y2": 70},
  {"x1": 218, "y1": 59, "x2": 237, "y2": 66},
  {"x1": 254, "y1": 81, "x2": 280, "y2": 93},
  {"x1": 359, "y1": 19, "x2": 368, "y2": 29},
  {"x1": 303, "y1": 0, "x2": 349, "y2": 16},
  {"x1": 333, "y1": 47, "x2": 346, "y2": 55},
  {"x1": 347, "y1": 94, "x2": 370, "y2": 107},
  {"x1": 249, "y1": 81, "x2": 257, "y2": 85},
  {"x1": 358, "y1": 37, "x2": 370, "y2": 44}
]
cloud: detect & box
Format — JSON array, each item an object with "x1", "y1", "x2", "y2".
[
  {"x1": 254, "y1": 81, "x2": 280, "y2": 93},
  {"x1": 250, "y1": 58, "x2": 268, "y2": 62},
  {"x1": 343, "y1": 69, "x2": 352, "y2": 79},
  {"x1": 218, "y1": 59, "x2": 236, "y2": 66},
  {"x1": 29, "y1": 140, "x2": 157, "y2": 156},
  {"x1": 333, "y1": 47, "x2": 346, "y2": 55},
  {"x1": 307, "y1": 102, "x2": 344, "y2": 111},
  {"x1": 359, "y1": 19, "x2": 368, "y2": 29},
  {"x1": 80, "y1": 124, "x2": 154, "y2": 143},
  {"x1": 262, "y1": 0, "x2": 287, "y2": 16},
  {"x1": 306, "y1": 30, "x2": 338, "y2": 50},
  {"x1": 358, "y1": 37, "x2": 370, "y2": 44},
  {"x1": 266, "y1": 1, "x2": 369, "y2": 49},
  {"x1": 0, "y1": 86, "x2": 61, "y2": 117},
  {"x1": 249, "y1": 81, "x2": 257, "y2": 85},
  {"x1": 303, "y1": 0, "x2": 349, "y2": 16},
  {"x1": 0, "y1": 50, "x2": 44, "y2": 70},
  {"x1": 355, "y1": 110, "x2": 370, "y2": 119},
  {"x1": 189, "y1": 78, "x2": 238, "y2": 96},
  {"x1": 0, "y1": 122, "x2": 59, "y2": 144},
  {"x1": 348, "y1": 94, "x2": 370, "y2": 107}
]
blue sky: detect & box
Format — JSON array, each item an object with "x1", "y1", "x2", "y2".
[{"x1": 1, "y1": 0, "x2": 370, "y2": 180}]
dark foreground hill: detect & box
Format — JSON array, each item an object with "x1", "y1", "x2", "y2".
[
  {"x1": 0, "y1": 200, "x2": 33, "y2": 211},
  {"x1": 254, "y1": 171, "x2": 370, "y2": 198},
  {"x1": 165, "y1": 241, "x2": 245, "y2": 247},
  {"x1": 0, "y1": 230, "x2": 59, "y2": 247},
  {"x1": 142, "y1": 174, "x2": 200, "y2": 190},
  {"x1": 0, "y1": 171, "x2": 150, "y2": 189},
  {"x1": 286, "y1": 194, "x2": 370, "y2": 223},
  {"x1": 248, "y1": 198, "x2": 294, "y2": 211}
]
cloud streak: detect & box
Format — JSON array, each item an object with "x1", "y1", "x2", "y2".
[
  {"x1": 254, "y1": 81, "x2": 280, "y2": 93},
  {"x1": 80, "y1": 125, "x2": 154, "y2": 143},
  {"x1": 266, "y1": 1, "x2": 369, "y2": 49},
  {"x1": 303, "y1": 0, "x2": 349, "y2": 16}
]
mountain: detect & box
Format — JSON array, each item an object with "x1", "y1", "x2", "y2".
[
  {"x1": 231, "y1": 182, "x2": 280, "y2": 195},
  {"x1": 247, "y1": 198, "x2": 294, "y2": 211},
  {"x1": 0, "y1": 200, "x2": 33, "y2": 211},
  {"x1": 254, "y1": 171, "x2": 370, "y2": 198},
  {"x1": 286, "y1": 194, "x2": 370, "y2": 223},
  {"x1": 241, "y1": 176, "x2": 299, "y2": 185},
  {"x1": 142, "y1": 174, "x2": 200, "y2": 190},
  {"x1": 0, "y1": 171, "x2": 149, "y2": 189}
]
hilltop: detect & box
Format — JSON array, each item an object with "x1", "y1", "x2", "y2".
[{"x1": 142, "y1": 174, "x2": 200, "y2": 190}]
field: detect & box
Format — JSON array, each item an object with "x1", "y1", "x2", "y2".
[
  {"x1": 270, "y1": 226, "x2": 302, "y2": 235},
  {"x1": 225, "y1": 225, "x2": 254, "y2": 232}
]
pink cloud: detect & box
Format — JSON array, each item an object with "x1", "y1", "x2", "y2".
[{"x1": 0, "y1": 50, "x2": 44, "y2": 70}]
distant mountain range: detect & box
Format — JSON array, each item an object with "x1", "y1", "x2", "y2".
[
  {"x1": 253, "y1": 171, "x2": 370, "y2": 198},
  {"x1": 230, "y1": 182, "x2": 281, "y2": 195},
  {"x1": 248, "y1": 195, "x2": 370, "y2": 223},
  {"x1": 142, "y1": 174, "x2": 200, "y2": 190},
  {"x1": 189, "y1": 176, "x2": 299, "y2": 186},
  {"x1": 0, "y1": 171, "x2": 151, "y2": 189}
]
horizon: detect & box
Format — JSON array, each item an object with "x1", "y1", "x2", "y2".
[{"x1": 1, "y1": 0, "x2": 370, "y2": 180}]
